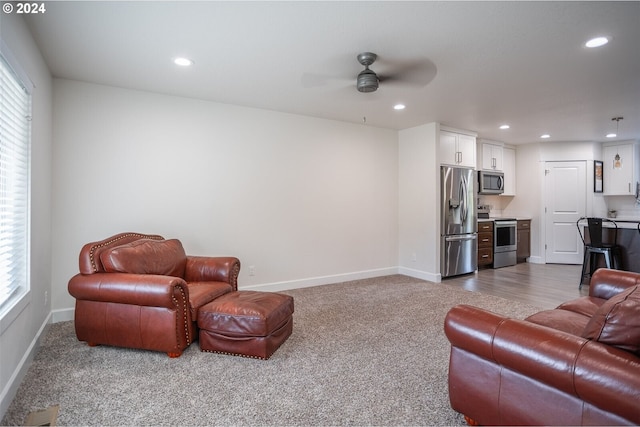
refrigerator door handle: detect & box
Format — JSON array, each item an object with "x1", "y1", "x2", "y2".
[
  {"x1": 460, "y1": 174, "x2": 468, "y2": 223},
  {"x1": 459, "y1": 177, "x2": 464, "y2": 222},
  {"x1": 445, "y1": 234, "x2": 477, "y2": 242}
]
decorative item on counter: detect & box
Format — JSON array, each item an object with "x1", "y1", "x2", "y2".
[
  {"x1": 608, "y1": 210, "x2": 617, "y2": 218},
  {"x1": 477, "y1": 205, "x2": 491, "y2": 219}
]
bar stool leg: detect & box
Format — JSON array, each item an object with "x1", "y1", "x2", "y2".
[
  {"x1": 589, "y1": 252, "x2": 597, "y2": 276},
  {"x1": 579, "y1": 250, "x2": 590, "y2": 288}
]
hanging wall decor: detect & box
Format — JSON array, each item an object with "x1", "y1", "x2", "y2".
[
  {"x1": 614, "y1": 153, "x2": 622, "y2": 169},
  {"x1": 594, "y1": 160, "x2": 603, "y2": 193}
]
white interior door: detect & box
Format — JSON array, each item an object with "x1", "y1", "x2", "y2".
[{"x1": 544, "y1": 161, "x2": 586, "y2": 264}]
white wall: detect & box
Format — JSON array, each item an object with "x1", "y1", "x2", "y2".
[
  {"x1": 502, "y1": 143, "x2": 543, "y2": 262},
  {"x1": 0, "y1": 14, "x2": 53, "y2": 419},
  {"x1": 51, "y1": 79, "x2": 399, "y2": 313},
  {"x1": 398, "y1": 123, "x2": 440, "y2": 281}
]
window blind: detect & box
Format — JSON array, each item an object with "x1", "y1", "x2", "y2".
[{"x1": 0, "y1": 52, "x2": 31, "y2": 311}]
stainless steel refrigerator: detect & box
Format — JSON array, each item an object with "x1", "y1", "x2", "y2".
[{"x1": 441, "y1": 166, "x2": 477, "y2": 278}]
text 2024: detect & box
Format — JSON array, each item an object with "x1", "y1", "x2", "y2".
[{"x1": 16, "y1": 3, "x2": 47, "y2": 14}]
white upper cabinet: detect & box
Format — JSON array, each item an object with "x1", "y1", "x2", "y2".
[
  {"x1": 501, "y1": 147, "x2": 516, "y2": 196},
  {"x1": 440, "y1": 129, "x2": 476, "y2": 168},
  {"x1": 479, "y1": 141, "x2": 504, "y2": 171},
  {"x1": 602, "y1": 141, "x2": 640, "y2": 196}
]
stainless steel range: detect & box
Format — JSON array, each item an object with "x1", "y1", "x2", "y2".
[{"x1": 493, "y1": 218, "x2": 517, "y2": 268}]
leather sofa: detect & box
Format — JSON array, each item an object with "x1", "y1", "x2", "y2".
[
  {"x1": 444, "y1": 268, "x2": 640, "y2": 425},
  {"x1": 68, "y1": 232, "x2": 240, "y2": 357}
]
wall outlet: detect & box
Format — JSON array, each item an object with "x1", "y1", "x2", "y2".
[
  {"x1": 44, "y1": 291, "x2": 48, "y2": 306},
  {"x1": 248, "y1": 265, "x2": 255, "y2": 276},
  {"x1": 411, "y1": 252, "x2": 417, "y2": 262}
]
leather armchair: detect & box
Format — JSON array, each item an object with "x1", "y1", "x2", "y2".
[
  {"x1": 444, "y1": 268, "x2": 640, "y2": 426},
  {"x1": 68, "y1": 232, "x2": 240, "y2": 357}
]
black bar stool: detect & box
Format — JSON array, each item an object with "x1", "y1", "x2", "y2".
[{"x1": 577, "y1": 217, "x2": 621, "y2": 287}]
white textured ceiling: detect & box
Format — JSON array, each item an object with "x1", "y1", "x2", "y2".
[{"x1": 22, "y1": 1, "x2": 640, "y2": 144}]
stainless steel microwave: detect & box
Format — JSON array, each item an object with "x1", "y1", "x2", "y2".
[{"x1": 478, "y1": 170, "x2": 504, "y2": 195}]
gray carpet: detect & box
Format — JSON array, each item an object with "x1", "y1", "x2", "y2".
[{"x1": 2, "y1": 275, "x2": 541, "y2": 426}]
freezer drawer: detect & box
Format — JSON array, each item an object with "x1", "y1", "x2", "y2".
[{"x1": 441, "y1": 234, "x2": 478, "y2": 278}]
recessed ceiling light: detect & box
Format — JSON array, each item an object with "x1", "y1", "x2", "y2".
[
  {"x1": 393, "y1": 104, "x2": 406, "y2": 110},
  {"x1": 499, "y1": 124, "x2": 510, "y2": 130},
  {"x1": 173, "y1": 57, "x2": 193, "y2": 67},
  {"x1": 585, "y1": 37, "x2": 609, "y2": 48},
  {"x1": 606, "y1": 133, "x2": 617, "y2": 138},
  {"x1": 540, "y1": 134, "x2": 551, "y2": 139}
]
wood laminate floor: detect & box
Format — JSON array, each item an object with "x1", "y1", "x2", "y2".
[{"x1": 441, "y1": 263, "x2": 589, "y2": 310}]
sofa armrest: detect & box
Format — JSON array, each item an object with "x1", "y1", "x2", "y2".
[
  {"x1": 445, "y1": 304, "x2": 640, "y2": 423},
  {"x1": 184, "y1": 256, "x2": 240, "y2": 290},
  {"x1": 589, "y1": 268, "x2": 640, "y2": 300},
  {"x1": 68, "y1": 272, "x2": 188, "y2": 308},
  {"x1": 444, "y1": 303, "x2": 507, "y2": 361}
]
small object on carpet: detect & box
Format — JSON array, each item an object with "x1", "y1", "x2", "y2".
[{"x1": 24, "y1": 404, "x2": 59, "y2": 426}]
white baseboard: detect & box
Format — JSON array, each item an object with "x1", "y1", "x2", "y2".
[
  {"x1": 51, "y1": 268, "x2": 406, "y2": 320},
  {"x1": 527, "y1": 256, "x2": 545, "y2": 264},
  {"x1": 241, "y1": 267, "x2": 401, "y2": 292},
  {"x1": 0, "y1": 312, "x2": 51, "y2": 421},
  {"x1": 51, "y1": 269, "x2": 437, "y2": 299},
  {"x1": 52, "y1": 308, "x2": 74, "y2": 323},
  {"x1": 397, "y1": 266, "x2": 440, "y2": 283}
]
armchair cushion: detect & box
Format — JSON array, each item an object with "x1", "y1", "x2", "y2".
[
  {"x1": 101, "y1": 238, "x2": 186, "y2": 277},
  {"x1": 582, "y1": 285, "x2": 640, "y2": 354},
  {"x1": 187, "y1": 282, "x2": 234, "y2": 318}
]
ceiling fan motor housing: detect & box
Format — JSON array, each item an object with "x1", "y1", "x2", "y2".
[{"x1": 357, "y1": 68, "x2": 379, "y2": 92}]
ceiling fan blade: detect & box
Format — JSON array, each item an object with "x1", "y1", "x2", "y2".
[
  {"x1": 378, "y1": 58, "x2": 438, "y2": 87},
  {"x1": 301, "y1": 73, "x2": 330, "y2": 88},
  {"x1": 301, "y1": 72, "x2": 352, "y2": 88}
]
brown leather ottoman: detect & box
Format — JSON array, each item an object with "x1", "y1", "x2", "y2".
[{"x1": 197, "y1": 291, "x2": 294, "y2": 359}]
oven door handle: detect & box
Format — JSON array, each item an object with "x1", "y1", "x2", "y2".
[{"x1": 495, "y1": 221, "x2": 517, "y2": 227}]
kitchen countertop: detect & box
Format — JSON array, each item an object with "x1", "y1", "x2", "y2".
[
  {"x1": 479, "y1": 217, "x2": 640, "y2": 228},
  {"x1": 607, "y1": 216, "x2": 640, "y2": 222},
  {"x1": 480, "y1": 216, "x2": 640, "y2": 224},
  {"x1": 478, "y1": 217, "x2": 532, "y2": 222},
  {"x1": 579, "y1": 218, "x2": 640, "y2": 230}
]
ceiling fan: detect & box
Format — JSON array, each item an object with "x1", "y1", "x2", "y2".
[
  {"x1": 355, "y1": 52, "x2": 437, "y2": 93},
  {"x1": 301, "y1": 52, "x2": 437, "y2": 92}
]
